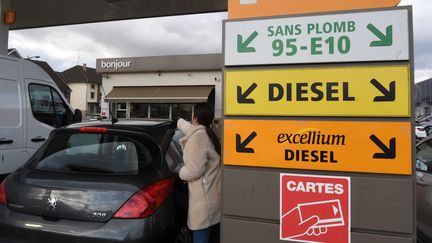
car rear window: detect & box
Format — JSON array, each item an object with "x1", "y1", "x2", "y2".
[{"x1": 28, "y1": 131, "x2": 160, "y2": 174}]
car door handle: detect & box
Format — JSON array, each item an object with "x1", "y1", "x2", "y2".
[
  {"x1": 31, "y1": 137, "x2": 46, "y2": 142},
  {"x1": 0, "y1": 139, "x2": 13, "y2": 145}
]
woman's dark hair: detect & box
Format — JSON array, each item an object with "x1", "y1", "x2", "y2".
[{"x1": 193, "y1": 103, "x2": 221, "y2": 155}]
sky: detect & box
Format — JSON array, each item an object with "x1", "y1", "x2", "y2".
[{"x1": 8, "y1": 0, "x2": 431, "y2": 82}]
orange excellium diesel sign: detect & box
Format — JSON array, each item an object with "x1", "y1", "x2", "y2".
[
  {"x1": 224, "y1": 120, "x2": 412, "y2": 175},
  {"x1": 229, "y1": 0, "x2": 401, "y2": 19}
]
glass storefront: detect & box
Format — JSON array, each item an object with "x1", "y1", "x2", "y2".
[
  {"x1": 113, "y1": 103, "x2": 127, "y2": 118},
  {"x1": 112, "y1": 102, "x2": 194, "y2": 121},
  {"x1": 150, "y1": 103, "x2": 170, "y2": 119},
  {"x1": 172, "y1": 104, "x2": 193, "y2": 121},
  {"x1": 130, "y1": 103, "x2": 149, "y2": 118}
]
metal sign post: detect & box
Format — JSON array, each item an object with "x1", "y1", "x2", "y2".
[{"x1": 222, "y1": 5, "x2": 415, "y2": 243}]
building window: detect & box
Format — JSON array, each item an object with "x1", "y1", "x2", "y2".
[
  {"x1": 90, "y1": 92, "x2": 95, "y2": 99},
  {"x1": 150, "y1": 103, "x2": 170, "y2": 119},
  {"x1": 130, "y1": 103, "x2": 149, "y2": 118},
  {"x1": 91, "y1": 84, "x2": 95, "y2": 90},
  {"x1": 88, "y1": 104, "x2": 100, "y2": 114},
  {"x1": 172, "y1": 104, "x2": 193, "y2": 121},
  {"x1": 111, "y1": 102, "x2": 206, "y2": 120},
  {"x1": 115, "y1": 103, "x2": 127, "y2": 118}
]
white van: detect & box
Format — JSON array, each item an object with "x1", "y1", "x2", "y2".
[{"x1": 0, "y1": 55, "x2": 81, "y2": 180}]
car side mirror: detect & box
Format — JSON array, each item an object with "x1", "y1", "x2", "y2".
[{"x1": 72, "y1": 109, "x2": 82, "y2": 123}]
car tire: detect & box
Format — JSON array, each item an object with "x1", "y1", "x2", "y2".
[{"x1": 175, "y1": 226, "x2": 192, "y2": 243}]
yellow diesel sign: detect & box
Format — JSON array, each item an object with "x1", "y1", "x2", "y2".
[
  {"x1": 224, "y1": 119, "x2": 412, "y2": 175},
  {"x1": 225, "y1": 65, "x2": 410, "y2": 117}
]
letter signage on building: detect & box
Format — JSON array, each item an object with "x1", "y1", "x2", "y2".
[
  {"x1": 225, "y1": 65, "x2": 410, "y2": 117},
  {"x1": 100, "y1": 59, "x2": 133, "y2": 70},
  {"x1": 224, "y1": 119, "x2": 412, "y2": 175},
  {"x1": 280, "y1": 173, "x2": 350, "y2": 243},
  {"x1": 224, "y1": 8, "x2": 409, "y2": 66}
]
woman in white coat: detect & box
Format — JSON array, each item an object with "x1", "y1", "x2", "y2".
[{"x1": 177, "y1": 103, "x2": 221, "y2": 243}]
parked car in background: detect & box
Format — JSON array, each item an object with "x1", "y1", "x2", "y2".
[
  {"x1": 0, "y1": 120, "x2": 190, "y2": 243},
  {"x1": 415, "y1": 121, "x2": 428, "y2": 142},
  {"x1": 418, "y1": 115, "x2": 432, "y2": 124},
  {"x1": 422, "y1": 123, "x2": 432, "y2": 136},
  {"x1": 88, "y1": 114, "x2": 104, "y2": 121},
  {"x1": 417, "y1": 116, "x2": 432, "y2": 136},
  {"x1": 416, "y1": 136, "x2": 432, "y2": 243}
]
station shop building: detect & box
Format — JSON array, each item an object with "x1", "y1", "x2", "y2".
[
  {"x1": 415, "y1": 77, "x2": 432, "y2": 117},
  {"x1": 96, "y1": 53, "x2": 222, "y2": 126}
]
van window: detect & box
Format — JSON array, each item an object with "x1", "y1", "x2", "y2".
[
  {"x1": 29, "y1": 84, "x2": 70, "y2": 128},
  {"x1": 0, "y1": 79, "x2": 21, "y2": 127},
  {"x1": 52, "y1": 90, "x2": 68, "y2": 126}
]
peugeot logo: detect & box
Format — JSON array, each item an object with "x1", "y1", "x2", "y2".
[{"x1": 47, "y1": 196, "x2": 57, "y2": 210}]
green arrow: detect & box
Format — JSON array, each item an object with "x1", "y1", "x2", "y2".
[
  {"x1": 237, "y1": 31, "x2": 258, "y2": 53},
  {"x1": 367, "y1": 24, "x2": 393, "y2": 47}
]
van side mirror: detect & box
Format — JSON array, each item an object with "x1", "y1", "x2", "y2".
[{"x1": 72, "y1": 109, "x2": 82, "y2": 123}]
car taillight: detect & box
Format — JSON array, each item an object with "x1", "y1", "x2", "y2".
[
  {"x1": 79, "y1": 127, "x2": 108, "y2": 133},
  {"x1": 0, "y1": 181, "x2": 6, "y2": 205},
  {"x1": 113, "y1": 178, "x2": 173, "y2": 219}
]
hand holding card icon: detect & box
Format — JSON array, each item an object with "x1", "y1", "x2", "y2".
[
  {"x1": 281, "y1": 199, "x2": 345, "y2": 240},
  {"x1": 281, "y1": 206, "x2": 319, "y2": 239},
  {"x1": 298, "y1": 200, "x2": 345, "y2": 228}
]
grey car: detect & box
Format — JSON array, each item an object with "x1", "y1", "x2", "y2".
[
  {"x1": 0, "y1": 120, "x2": 190, "y2": 243},
  {"x1": 416, "y1": 136, "x2": 432, "y2": 243}
]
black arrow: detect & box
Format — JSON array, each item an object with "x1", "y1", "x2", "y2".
[
  {"x1": 237, "y1": 83, "x2": 257, "y2": 104},
  {"x1": 370, "y1": 79, "x2": 396, "y2": 102},
  {"x1": 369, "y1": 135, "x2": 396, "y2": 159},
  {"x1": 236, "y1": 132, "x2": 257, "y2": 153}
]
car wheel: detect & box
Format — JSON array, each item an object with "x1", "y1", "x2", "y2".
[{"x1": 175, "y1": 226, "x2": 192, "y2": 243}]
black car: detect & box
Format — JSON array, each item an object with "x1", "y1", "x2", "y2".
[
  {"x1": 0, "y1": 120, "x2": 190, "y2": 243},
  {"x1": 416, "y1": 136, "x2": 432, "y2": 243}
]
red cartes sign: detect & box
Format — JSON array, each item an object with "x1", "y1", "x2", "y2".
[{"x1": 280, "y1": 173, "x2": 350, "y2": 243}]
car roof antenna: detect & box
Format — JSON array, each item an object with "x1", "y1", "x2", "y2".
[{"x1": 101, "y1": 85, "x2": 118, "y2": 125}]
